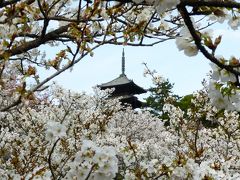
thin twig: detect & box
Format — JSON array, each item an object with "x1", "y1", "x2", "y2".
[{"x1": 48, "y1": 138, "x2": 60, "y2": 180}]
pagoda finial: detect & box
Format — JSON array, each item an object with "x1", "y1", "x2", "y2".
[{"x1": 122, "y1": 48, "x2": 125, "y2": 75}]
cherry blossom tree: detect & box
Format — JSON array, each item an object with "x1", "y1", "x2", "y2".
[
  {"x1": 1, "y1": 0, "x2": 240, "y2": 111},
  {"x1": 1, "y1": 0, "x2": 240, "y2": 179},
  {"x1": 0, "y1": 83, "x2": 240, "y2": 179},
  {"x1": 0, "y1": 0, "x2": 179, "y2": 111}
]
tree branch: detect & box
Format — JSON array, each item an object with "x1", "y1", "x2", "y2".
[
  {"x1": 177, "y1": 4, "x2": 240, "y2": 84},
  {"x1": 0, "y1": 25, "x2": 69, "y2": 59},
  {"x1": 48, "y1": 138, "x2": 60, "y2": 180},
  {"x1": 180, "y1": 0, "x2": 240, "y2": 9},
  {"x1": 0, "y1": 0, "x2": 21, "y2": 8}
]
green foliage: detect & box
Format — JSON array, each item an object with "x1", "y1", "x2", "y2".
[
  {"x1": 145, "y1": 79, "x2": 179, "y2": 120},
  {"x1": 145, "y1": 79, "x2": 196, "y2": 125},
  {"x1": 176, "y1": 94, "x2": 193, "y2": 112}
]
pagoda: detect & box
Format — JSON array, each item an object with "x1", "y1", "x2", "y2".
[{"x1": 98, "y1": 49, "x2": 146, "y2": 109}]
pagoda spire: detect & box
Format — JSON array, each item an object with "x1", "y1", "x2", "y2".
[
  {"x1": 98, "y1": 48, "x2": 146, "y2": 109},
  {"x1": 121, "y1": 48, "x2": 125, "y2": 75}
]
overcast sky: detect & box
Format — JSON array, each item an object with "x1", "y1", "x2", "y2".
[
  {"x1": 41, "y1": 26, "x2": 240, "y2": 98},
  {"x1": 49, "y1": 41, "x2": 210, "y2": 96}
]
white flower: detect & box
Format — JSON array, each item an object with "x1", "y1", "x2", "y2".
[
  {"x1": 66, "y1": 141, "x2": 118, "y2": 179},
  {"x1": 208, "y1": 81, "x2": 236, "y2": 110},
  {"x1": 183, "y1": 44, "x2": 198, "y2": 56},
  {"x1": 154, "y1": 0, "x2": 180, "y2": 14},
  {"x1": 175, "y1": 25, "x2": 199, "y2": 57},
  {"x1": 136, "y1": 8, "x2": 152, "y2": 23},
  {"x1": 210, "y1": 63, "x2": 236, "y2": 83},
  {"x1": 92, "y1": 22, "x2": 101, "y2": 34},
  {"x1": 210, "y1": 63, "x2": 221, "y2": 81},
  {"x1": 0, "y1": 15, "x2": 7, "y2": 22},
  {"x1": 176, "y1": 37, "x2": 189, "y2": 51},
  {"x1": 208, "y1": 9, "x2": 229, "y2": 24},
  {"x1": 228, "y1": 17, "x2": 240, "y2": 30},
  {"x1": 100, "y1": 9, "x2": 109, "y2": 20},
  {"x1": 124, "y1": 170, "x2": 136, "y2": 180},
  {"x1": 171, "y1": 167, "x2": 187, "y2": 179},
  {"x1": 92, "y1": 172, "x2": 112, "y2": 180},
  {"x1": 94, "y1": 146, "x2": 118, "y2": 178},
  {"x1": 45, "y1": 121, "x2": 67, "y2": 141},
  {"x1": 220, "y1": 69, "x2": 236, "y2": 83}
]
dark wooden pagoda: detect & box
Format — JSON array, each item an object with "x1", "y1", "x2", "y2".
[{"x1": 98, "y1": 49, "x2": 146, "y2": 109}]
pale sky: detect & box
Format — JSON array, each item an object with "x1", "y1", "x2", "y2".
[
  {"x1": 41, "y1": 27, "x2": 240, "y2": 98},
  {"x1": 51, "y1": 41, "x2": 210, "y2": 96}
]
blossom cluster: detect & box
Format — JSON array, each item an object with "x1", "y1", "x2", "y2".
[
  {"x1": 208, "y1": 63, "x2": 240, "y2": 111},
  {"x1": 66, "y1": 140, "x2": 118, "y2": 180},
  {"x1": 1, "y1": 0, "x2": 240, "y2": 179},
  {"x1": 0, "y1": 83, "x2": 240, "y2": 179},
  {"x1": 176, "y1": 25, "x2": 199, "y2": 57},
  {"x1": 132, "y1": 0, "x2": 180, "y2": 15}
]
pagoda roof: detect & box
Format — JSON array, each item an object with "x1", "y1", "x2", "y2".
[
  {"x1": 100, "y1": 74, "x2": 132, "y2": 87},
  {"x1": 99, "y1": 74, "x2": 146, "y2": 95},
  {"x1": 98, "y1": 48, "x2": 146, "y2": 97}
]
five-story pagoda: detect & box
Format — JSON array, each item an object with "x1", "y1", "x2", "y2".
[{"x1": 98, "y1": 49, "x2": 146, "y2": 109}]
